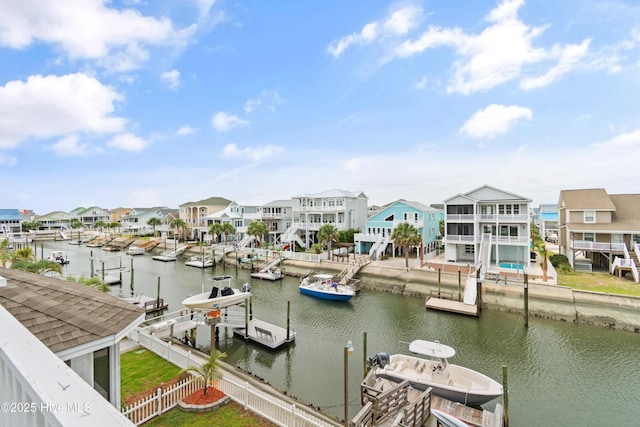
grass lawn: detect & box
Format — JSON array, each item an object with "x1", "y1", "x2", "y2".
[
  {"x1": 558, "y1": 270, "x2": 640, "y2": 296},
  {"x1": 121, "y1": 348, "x2": 182, "y2": 399},
  {"x1": 142, "y1": 401, "x2": 276, "y2": 427},
  {"x1": 121, "y1": 348, "x2": 276, "y2": 426}
]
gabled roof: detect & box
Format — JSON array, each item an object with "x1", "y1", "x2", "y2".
[
  {"x1": 36, "y1": 211, "x2": 69, "y2": 221},
  {"x1": 558, "y1": 188, "x2": 616, "y2": 210},
  {"x1": 0, "y1": 209, "x2": 22, "y2": 221},
  {"x1": 293, "y1": 189, "x2": 367, "y2": 199},
  {"x1": 180, "y1": 197, "x2": 232, "y2": 207},
  {"x1": 444, "y1": 185, "x2": 531, "y2": 203},
  {"x1": 76, "y1": 206, "x2": 110, "y2": 216},
  {"x1": 262, "y1": 199, "x2": 293, "y2": 207},
  {"x1": 0, "y1": 268, "x2": 144, "y2": 354}
]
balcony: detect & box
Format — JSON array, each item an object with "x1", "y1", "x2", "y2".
[
  {"x1": 494, "y1": 235, "x2": 529, "y2": 244},
  {"x1": 446, "y1": 214, "x2": 474, "y2": 222},
  {"x1": 571, "y1": 241, "x2": 626, "y2": 252},
  {"x1": 444, "y1": 235, "x2": 476, "y2": 243},
  {"x1": 497, "y1": 214, "x2": 529, "y2": 222},
  {"x1": 354, "y1": 233, "x2": 378, "y2": 243}
]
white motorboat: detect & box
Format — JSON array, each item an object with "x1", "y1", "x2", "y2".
[
  {"x1": 184, "y1": 255, "x2": 213, "y2": 268},
  {"x1": 126, "y1": 246, "x2": 146, "y2": 256},
  {"x1": 47, "y1": 250, "x2": 70, "y2": 265},
  {"x1": 250, "y1": 267, "x2": 284, "y2": 281},
  {"x1": 181, "y1": 276, "x2": 251, "y2": 310},
  {"x1": 368, "y1": 340, "x2": 502, "y2": 405},
  {"x1": 299, "y1": 274, "x2": 355, "y2": 301}
]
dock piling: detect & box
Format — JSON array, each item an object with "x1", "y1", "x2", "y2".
[
  {"x1": 503, "y1": 365, "x2": 509, "y2": 427},
  {"x1": 524, "y1": 273, "x2": 529, "y2": 328}
]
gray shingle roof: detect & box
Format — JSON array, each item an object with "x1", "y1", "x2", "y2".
[{"x1": 0, "y1": 268, "x2": 143, "y2": 354}]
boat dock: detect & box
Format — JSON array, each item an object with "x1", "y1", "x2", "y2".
[
  {"x1": 233, "y1": 319, "x2": 295, "y2": 349},
  {"x1": 431, "y1": 396, "x2": 503, "y2": 427},
  {"x1": 425, "y1": 274, "x2": 479, "y2": 317}
]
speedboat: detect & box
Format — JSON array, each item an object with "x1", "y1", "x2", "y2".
[
  {"x1": 181, "y1": 276, "x2": 251, "y2": 310},
  {"x1": 47, "y1": 250, "x2": 70, "y2": 265},
  {"x1": 368, "y1": 340, "x2": 502, "y2": 405},
  {"x1": 299, "y1": 274, "x2": 355, "y2": 301}
]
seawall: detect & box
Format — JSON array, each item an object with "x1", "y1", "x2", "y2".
[{"x1": 278, "y1": 258, "x2": 640, "y2": 333}]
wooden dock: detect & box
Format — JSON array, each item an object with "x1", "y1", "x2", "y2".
[
  {"x1": 233, "y1": 319, "x2": 295, "y2": 350},
  {"x1": 431, "y1": 396, "x2": 503, "y2": 427},
  {"x1": 425, "y1": 295, "x2": 478, "y2": 316}
]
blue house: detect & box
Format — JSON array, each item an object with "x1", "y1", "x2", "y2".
[
  {"x1": 0, "y1": 209, "x2": 23, "y2": 235},
  {"x1": 354, "y1": 200, "x2": 441, "y2": 259}
]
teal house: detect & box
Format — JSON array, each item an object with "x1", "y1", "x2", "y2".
[{"x1": 354, "y1": 200, "x2": 441, "y2": 259}]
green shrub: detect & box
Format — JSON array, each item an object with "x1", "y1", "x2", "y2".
[{"x1": 310, "y1": 243, "x2": 323, "y2": 254}]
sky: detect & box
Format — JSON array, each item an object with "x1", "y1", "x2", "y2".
[{"x1": 2, "y1": 0, "x2": 640, "y2": 214}]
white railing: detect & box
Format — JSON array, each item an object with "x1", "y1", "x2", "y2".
[
  {"x1": 572, "y1": 241, "x2": 626, "y2": 251},
  {"x1": 0, "y1": 305, "x2": 133, "y2": 427},
  {"x1": 444, "y1": 235, "x2": 475, "y2": 243},
  {"x1": 122, "y1": 376, "x2": 202, "y2": 425},
  {"x1": 494, "y1": 235, "x2": 529, "y2": 244},
  {"x1": 353, "y1": 232, "x2": 377, "y2": 243},
  {"x1": 128, "y1": 327, "x2": 337, "y2": 427},
  {"x1": 479, "y1": 214, "x2": 497, "y2": 221},
  {"x1": 611, "y1": 257, "x2": 639, "y2": 283},
  {"x1": 497, "y1": 214, "x2": 529, "y2": 222},
  {"x1": 446, "y1": 214, "x2": 474, "y2": 221},
  {"x1": 369, "y1": 234, "x2": 383, "y2": 258},
  {"x1": 284, "y1": 252, "x2": 328, "y2": 262}
]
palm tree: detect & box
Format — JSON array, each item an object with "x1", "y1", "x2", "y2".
[
  {"x1": 13, "y1": 246, "x2": 35, "y2": 262},
  {"x1": 391, "y1": 222, "x2": 422, "y2": 268},
  {"x1": 67, "y1": 276, "x2": 110, "y2": 292},
  {"x1": 170, "y1": 218, "x2": 188, "y2": 242},
  {"x1": 317, "y1": 224, "x2": 338, "y2": 259},
  {"x1": 0, "y1": 238, "x2": 11, "y2": 268},
  {"x1": 70, "y1": 218, "x2": 83, "y2": 242},
  {"x1": 147, "y1": 217, "x2": 162, "y2": 237},
  {"x1": 247, "y1": 221, "x2": 268, "y2": 247},
  {"x1": 94, "y1": 220, "x2": 108, "y2": 234},
  {"x1": 536, "y1": 241, "x2": 549, "y2": 281},
  {"x1": 10, "y1": 259, "x2": 63, "y2": 276},
  {"x1": 180, "y1": 350, "x2": 227, "y2": 395},
  {"x1": 220, "y1": 222, "x2": 236, "y2": 245},
  {"x1": 209, "y1": 223, "x2": 223, "y2": 244}
]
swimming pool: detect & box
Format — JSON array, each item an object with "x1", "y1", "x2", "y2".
[{"x1": 499, "y1": 262, "x2": 524, "y2": 270}]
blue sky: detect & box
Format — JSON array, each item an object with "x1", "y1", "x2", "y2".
[{"x1": 2, "y1": 0, "x2": 640, "y2": 214}]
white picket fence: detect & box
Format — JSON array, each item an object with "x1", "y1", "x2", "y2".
[
  {"x1": 125, "y1": 328, "x2": 339, "y2": 427},
  {"x1": 122, "y1": 376, "x2": 202, "y2": 425}
]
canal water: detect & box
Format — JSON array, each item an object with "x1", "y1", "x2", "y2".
[{"x1": 42, "y1": 241, "x2": 640, "y2": 426}]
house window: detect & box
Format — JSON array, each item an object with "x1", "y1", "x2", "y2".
[
  {"x1": 583, "y1": 233, "x2": 594, "y2": 242},
  {"x1": 93, "y1": 348, "x2": 110, "y2": 401},
  {"x1": 464, "y1": 245, "x2": 475, "y2": 254},
  {"x1": 611, "y1": 234, "x2": 623, "y2": 244},
  {"x1": 385, "y1": 214, "x2": 394, "y2": 221},
  {"x1": 584, "y1": 211, "x2": 595, "y2": 223},
  {"x1": 481, "y1": 205, "x2": 494, "y2": 214},
  {"x1": 483, "y1": 225, "x2": 496, "y2": 235}
]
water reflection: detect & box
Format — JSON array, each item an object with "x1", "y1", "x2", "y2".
[{"x1": 40, "y1": 241, "x2": 640, "y2": 426}]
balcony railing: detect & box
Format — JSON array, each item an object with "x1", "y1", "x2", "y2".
[
  {"x1": 494, "y1": 235, "x2": 529, "y2": 244},
  {"x1": 446, "y1": 214, "x2": 474, "y2": 221},
  {"x1": 497, "y1": 214, "x2": 529, "y2": 222},
  {"x1": 571, "y1": 241, "x2": 626, "y2": 252},
  {"x1": 444, "y1": 235, "x2": 475, "y2": 243}
]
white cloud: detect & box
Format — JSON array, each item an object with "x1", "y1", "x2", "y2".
[
  {"x1": 0, "y1": 73, "x2": 126, "y2": 149},
  {"x1": 50, "y1": 135, "x2": 90, "y2": 157},
  {"x1": 413, "y1": 76, "x2": 428, "y2": 90},
  {"x1": 244, "y1": 97, "x2": 262, "y2": 114},
  {"x1": 328, "y1": 5, "x2": 422, "y2": 58},
  {"x1": 520, "y1": 39, "x2": 591, "y2": 90},
  {"x1": 394, "y1": 0, "x2": 591, "y2": 94},
  {"x1": 460, "y1": 104, "x2": 533, "y2": 139},
  {"x1": 107, "y1": 133, "x2": 149, "y2": 151},
  {"x1": 211, "y1": 112, "x2": 249, "y2": 132},
  {"x1": 0, "y1": 0, "x2": 196, "y2": 72},
  {"x1": 176, "y1": 125, "x2": 196, "y2": 136},
  {"x1": 591, "y1": 129, "x2": 640, "y2": 149},
  {"x1": 194, "y1": 0, "x2": 216, "y2": 17},
  {"x1": 221, "y1": 143, "x2": 283, "y2": 161},
  {"x1": 0, "y1": 153, "x2": 17, "y2": 166},
  {"x1": 161, "y1": 69, "x2": 181, "y2": 89}
]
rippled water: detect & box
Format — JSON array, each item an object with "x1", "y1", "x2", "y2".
[{"x1": 45, "y1": 241, "x2": 640, "y2": 426}]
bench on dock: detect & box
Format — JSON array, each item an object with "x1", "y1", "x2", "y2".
[{"x1": 254, "y1": 326, "x2": 274, "y2": 342}]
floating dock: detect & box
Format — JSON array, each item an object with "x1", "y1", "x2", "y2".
[
  {"x1": 425, "y1": 295, "x2": 478, "y2": 317},
  {"x1": 152, "y1": 255, "x2": 177, "y2": 262},
  {"x1": 233, "y1": 319, "x2": 295, "y2": 350}
]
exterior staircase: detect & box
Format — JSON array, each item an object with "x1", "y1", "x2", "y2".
[
  {"x1": 337, "y1": 255, "x2": 370, "y2": 286},
  {"x1": 282, "y1": 223, "x2": 304, "y2": 249}
]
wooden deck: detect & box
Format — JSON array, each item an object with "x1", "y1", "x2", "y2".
[
  {"x1": 431, "y1": 396, "x2": 503, "y2": 427},
  {"x1": 425, "y1": 295, "x2": 478, "y2": 317},
  {"x1": 233, "y1": 319, "x2": 295, "y2": 350}
]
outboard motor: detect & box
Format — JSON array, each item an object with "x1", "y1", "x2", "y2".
[
  {"x1": 241, "y1": 283, "x2": 251, "y2": 293},
  {"x1": 367, "y1": 352, "x2": 390, "y2": 368}
]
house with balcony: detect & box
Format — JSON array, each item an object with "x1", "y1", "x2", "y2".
[
  {"x1": 0, "y1": 268, "x2": 144, "y2": 412},
  {"x1": 258, "y1": 199, "x2": 293, "y2": 246},
  {"x1": 121, "y1": 207, "x2": 175, "y2": 235},
  {"x1": 110, "y1": 207, "x2": 132, "y2": 223},
  {"x1": 179, "y1": 196, "x2": 233, "y2": 241},
  {"x1": 0, "y1": 209, "x2": 23, "y2": 235},
  {"x1": 443, "y1": 185, "x2": 532, "y2": 271},
  {"x1": 354, "y1": 199, "x2": 441, "y2": 259},
  {"x1": 283, "y1": 190, "x2": 368, "y2": 249},
  {"x1": 72, "y1": 206, "x2": 111, "y2": 228},
  {"x1": 35, "y1": 210, "x2": 71, "y2": 231},
  {"x1": 558, "y1": 188, "x2": 640, "y2": 281}
]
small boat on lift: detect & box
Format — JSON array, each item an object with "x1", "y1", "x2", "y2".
[
  {"x1": 181, "y1": 275, "x2": 251, "y2": 310},
  {"x1": 184, "y1": 255, "x2": 213, "y2": 268},
  {"x1": 250, "y1": 267, "x2": 284, "y2": 281},
  {"x1": 299, "y1": 274, "x2": 355, "y2": 301},
  {"x1": 47, "y1": 250, "x2": 70, "y2": 265},
  {"x1": 368, "y1": 340, "x2": 502, "y2": 405}
]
